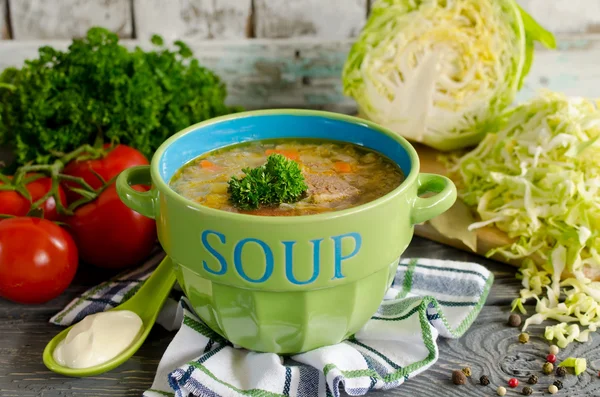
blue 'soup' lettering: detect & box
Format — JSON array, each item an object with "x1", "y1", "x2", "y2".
[{"x1": 200, "y1": 230, "x2": 362, "y2": 284}]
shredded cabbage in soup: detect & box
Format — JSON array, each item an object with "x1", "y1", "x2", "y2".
[{"x1": 170, "y1": 139, "x2": 404, "y2": 216}]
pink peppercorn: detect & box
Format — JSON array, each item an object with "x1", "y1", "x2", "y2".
[
  {"x1": 546, "y1": 354, "x2": 557, "y2": 364},
  {"x1": 508, "y1": 378, "x2": 519, "y2": 388}
]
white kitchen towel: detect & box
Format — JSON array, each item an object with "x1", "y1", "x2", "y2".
[
  {"x1": 137, "y1": 257, "x2": 493, "y2": 397},
  {"x1": 52, "y1": 256, "x2": 492, "y2": 396}
]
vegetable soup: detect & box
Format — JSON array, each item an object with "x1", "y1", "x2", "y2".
[{"x1": 170, "y1": 139, "x2": 404, "y2": 216}]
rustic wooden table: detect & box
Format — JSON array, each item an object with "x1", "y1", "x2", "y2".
[
  {"x1": 0, "y1": 0, "x2": 599, "y2": 395},
  {"x1": 1, "y1": 237, "x2": 598, "y2": 397}
]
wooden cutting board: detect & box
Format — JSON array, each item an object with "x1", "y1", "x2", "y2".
[{"x1": 412, "y1": 143, "x2": 542, "y2": 269}]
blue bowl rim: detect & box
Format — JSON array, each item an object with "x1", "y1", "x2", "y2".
[{"x1": 150, "y1": 109, "x2": 421, "y2": 223}]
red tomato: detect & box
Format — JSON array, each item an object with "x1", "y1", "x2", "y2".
[
  {"x1": 66, "y1": 184, "x2": 156, "y2": 269},
  {"x1": 62, "y1": 144, "x2": 149, "y2": 202},
  {"x1": 0, "y1": 217, "x2": 78, "y2": 304},
  {"x1": 0, "y1": 185, "x2": 29, "y2": 217},
  {"x1": 0, "y1": 176, "x2": 67, "y2": 220},
  {"x1": 26, "y1": 177, "x2": 67, "y2": 221}
]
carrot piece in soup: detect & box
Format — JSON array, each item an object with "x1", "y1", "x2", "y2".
[
  {"x1": 334, "y1": 161, "x2": 353, "y2": 173},
  {"x1": 200, "y1": 160, "x2": 220, "y2": 170},
  {"x1": 265, "y1": 149, "x2": 300, "y2": 161}
]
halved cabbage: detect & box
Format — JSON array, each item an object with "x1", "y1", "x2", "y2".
[
  {"x1": 342, "y1": 0, "x2": 555, "y2": 151},
  {"x1": 450, "y1": 91, "x2": 600, "y2": 347}
]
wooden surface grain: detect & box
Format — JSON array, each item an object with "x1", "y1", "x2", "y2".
[
  {"x1": 518, "y1": 0, "x2": 600, "y2": 34},
  {"x1": 1, "y1": 34, "x2": 599, "y2": 114},
  {"x1": 0, "y1": 0, "x2": 7, "y2": 39},
  {"x1": 133, "y1": 0, "x2": 251, "y2": 41},
  {"x1": 254, "y1": 0, "x2": 367, "y2": 38},
  {"x1": 0, "y1": 0, "x2": 597, "y2": 42},
  {"x1": 0, "y1": 237, "x2": 598, "y2": 397},
  {"x1": 9, "y1": 0, "x2": 132, "y2": 40}
]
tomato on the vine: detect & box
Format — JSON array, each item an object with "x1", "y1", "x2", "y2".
[
  {"x1": 62, "y1": 144, "x2": 148, "y2": 202},
  {"x1": 0, "y1": 184, "x2": 29, "y2": 218},
  {"x1": 26, "y1": 176, "x2": 67, "y2": 221},
  {"x1": 66, "y1": 184, "x2": 156, "y2": 269},
  {"x1": 0, "y1": 176, "x2": 67, "y2": 221},
  {"x1": 0, "y1": 217, "x2": 78, "y2": 304}
]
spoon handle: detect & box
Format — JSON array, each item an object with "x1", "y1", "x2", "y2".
[{"x1": 124, "y1": 255, "x2": 177, "y2": 321}]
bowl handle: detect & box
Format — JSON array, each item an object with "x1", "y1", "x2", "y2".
[
  {"x1": 411, "y1": 173, "x2": 457, "y2": 225},
  {"x1": 116, "y1": 166, "x2": 156, "y2": 219}
]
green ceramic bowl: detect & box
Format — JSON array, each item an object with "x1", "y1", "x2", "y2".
[{"x1": 116, "y1": 110, "x2": 456, "y2": 354}]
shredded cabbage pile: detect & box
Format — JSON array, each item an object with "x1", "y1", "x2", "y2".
[
  {"x1": 450, "y1": 91, "x2": 600, "y2": 346},
  {"x1": 342, "y1": 0, "x2": 555, "y2": 151}
]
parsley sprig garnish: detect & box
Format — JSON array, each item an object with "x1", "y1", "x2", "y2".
[{"x1": 228, "y1": 154, "x2": 308, "y2": 210}]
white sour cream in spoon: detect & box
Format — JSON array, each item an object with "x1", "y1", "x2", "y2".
[{"x1": 53, "y1": 310, "x2": 143, "y2": 369}]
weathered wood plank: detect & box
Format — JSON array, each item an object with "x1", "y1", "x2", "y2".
[
  {"x1": 384, "y1": 307, "x2": 600, "y2": 397},
  {"x1": 1, "y1": 34, "x2": 598, "y2": 113},
  {"x1": 518, "y1": 0, "x2": 600, "y2": 33},
  {"x1": 8, "y1": 0, "x2": 132, "y2": 40},
  {"x1": 516, "y1": 37, "x2": 600, "y2": 102},
  {"x1": 254, "y1": 0, "x2": 367, "y2": 38},
  {"x1": 0, "y1": 0, "x2": 7, "y2": 39},
  {"x1": 366, "y1": 0, "x2": 600, "y2": 34},
  {"x1": 0, "y1": 38, "x2": 356, "y2": 113},
  {"x1": 133, "y1": 0, "x2": 251, "y2": 41}
]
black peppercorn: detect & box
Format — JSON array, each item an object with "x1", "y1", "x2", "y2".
[
  {"x1": 508, "y1": 313, "x2": 522, "y2": 327},
  {"x1": 522, "y1": 386, "x2": 533, "y2": 395},
  {"x1": 553, "y1": 380, "x2": 564, "y2": 390},
  {"x1": 556, "y1": 366, "x2": 567, "y2": 377},
  {"x1": 452, "y1": 370, "x2": 467, "y2": 385},
  {"x1": 527, "y1": 374, "x2": 538, "y2": 384},
  {"x1": 480, "y1": 375, "x2": 490, "y2": 385}
]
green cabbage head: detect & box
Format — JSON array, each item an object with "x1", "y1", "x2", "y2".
[{"x1": 342, "y1": 0, "x2": 556, "y2": 151}]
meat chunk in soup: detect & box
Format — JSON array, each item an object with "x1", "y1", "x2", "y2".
[{"x1": 304, "y1": 173, "x2": 359, "y2": 204}]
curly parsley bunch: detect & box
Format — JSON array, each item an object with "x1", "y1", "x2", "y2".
[{"x1": 0, "y1": 27, "x2": 241, "y2": 166}]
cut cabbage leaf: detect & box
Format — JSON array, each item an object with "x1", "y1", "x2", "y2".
[
  {"x1": 342, "y1": 0, "x2": 555, "y2": 151},
  {"x1": 558, "y1": 357, "x2": 587, "y2": 375},
  {"x1": 450, "y1": 91, "x2": 600, "y2": 347}
]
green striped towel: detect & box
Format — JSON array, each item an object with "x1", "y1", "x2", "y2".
[{"x1": 141, "y1": 257, "x2": 493, "y2": 397}]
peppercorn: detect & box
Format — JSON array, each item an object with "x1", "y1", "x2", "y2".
[
  {"x1": 549, "y1": 345, "x2": 559, "y2": 355},
  {"x1": 543, "y1": 362, "x2": 554, "y2": 375},
  {"x1": 548, "y1": 384, "x2": 559, "y2": 394},
  {"x1": 527, "y1": 374, "x2": 538, "y2": 384},
  {"x1": 508, "y1": 378, "x2": 519, "y2": 388},
  {"x1": 480, "y1": 375, "x2": 490, "y2": 385},
  {"x1": 508, "y1": 313, "x2": 522, "y2": 327},
  {"x1": 553, "y1": 380, "x2": 564, "y2": 390},
  {"x1": 556, "y1": 366, "x2": 567, "y2": 377},
  {"x1": 462, "y1": 367, "x2": 472, "y2": 377},
  {"x1": 497, "y1": 386, "x2": 507, "y2": 396},
  {"x1": 452, "y1": 370, "x2": 467, "y2": 385},
  {"x1": 519, "y1": 333, "x2": 529, "y2": 343},
  {"x1": 522, "y1": 386, "x2": 533, "y2": 396},
  {"x1": 546, "y1": 354, "x2": 557, "y2": 363}
]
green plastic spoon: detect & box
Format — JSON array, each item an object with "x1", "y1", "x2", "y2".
[{"x1": 43, "y1": 256, "x2": 176, "y2": 377}]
